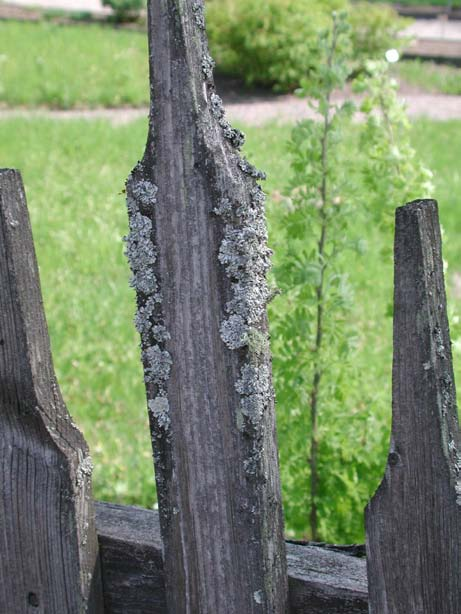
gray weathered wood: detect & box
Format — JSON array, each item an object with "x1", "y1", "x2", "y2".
[
  {"x1": 95, "y1": 501, "x2": 367, "y2": 614},
  {"x1": 0, "y1": 169, "x2": 103, "y2": 613},
  {"x1": 287, "y1": 544, "x2": 367, "y2": 614},
  {"x1": 124, "y1": 1, "x2": 288, "y2": 612},
  {"x1": 96, "y1": 502, "x2": 166, "y2": 614},
  {"x1": 366, "y1": 199, "x2": 461, "y2": 613}
]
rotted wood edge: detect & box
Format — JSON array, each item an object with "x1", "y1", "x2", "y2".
[{"x1": 95, "y1": 502, "x2": 368, "y2": 614}]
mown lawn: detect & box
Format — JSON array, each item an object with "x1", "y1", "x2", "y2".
[
  {"x1": 1, "y1": 116, "x2": 461, "y2": 541},
  {"x1": 395, "y1": 60, "x2": 461, "y2": 96},
  {"x1": 370, "y1": 0, "x2": 461, "y2": 5},
  {"x1": 0, "y1": 21, "x2": 149, "y2": 108}
]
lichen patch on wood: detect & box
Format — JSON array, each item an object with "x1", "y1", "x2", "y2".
[
  {"x1": 216, "y1": 195, "x2": 272, "y2": 353},
  {"x1": 76, "y1": 451, "x2": 94, "y2": 489},
  {"x1": 192, "y1": 1, "x2": 205, "y2": 29},
  {"x1": 201, "y1": 53, "x2": 215, "y2": 81},
  {"x1": 148, "y1": 397, "x2": 171, "y2": 432},
  {"x1": 125, "y1": 171, "x2": 172, "y2": 439},
  {"x1": 238, "y1": 158, "x2": 267, "y2": 181},
  {"x1": 236, "y1": 364, "x2": 271, "y2": 427},
  {"x1": 143, "y1": 345, "x2": 172, "y2": 385}
]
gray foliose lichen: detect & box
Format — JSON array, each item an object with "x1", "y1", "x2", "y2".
[
  {"x1": 125, "y1": 172, "x2": 172, "y2": 436},
  {"x1": 215, "y1": 186, "x2": 272, "y2": 355},
  {"x1": 209, "y1": 92, "x2": 246, "y2": 150},
  {"x1": 453, "y1": 436, "x2": 461, "y2": 504},
  {"x1": 148, "y1": 397, "x2": 171, "y2": 431},
  {"x1": 238, "y1": 158, "x2": 267, "y2": 181},
  {"x1": 235, "y1": 364, "x2": 271, "y2": 426},
  {"x1": 214, "y1": 182, "x2": 273, "y2": 476},
  {"x1": 192, "y1": 1, "x2": 205, "y2": 29},
  {"x1": 201, "y1": 52, "x2": 215, "y2": 81},
  {"x1": 197, "y1": 20, "x2": 248, "y2": 153},
  {"x1": 75, "y1": 450, "x2": 94, "y2": 490},
  {"x1": 198, "y1": 35, "x2": 273, "y2": 476}
]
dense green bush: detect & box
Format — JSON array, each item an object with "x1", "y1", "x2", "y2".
[
  {"x1": 101, "y1": 0, "x2": 143, "y2": 19},
  {"x1": 349, "y1": 2, "x2": 406, "y2": 62},
  {"x1": 207, "y1": 0, "x2": 344, "y2": 90},
  {"x1": 206, "y1": 0, "x2": 407, "y2": 91}
]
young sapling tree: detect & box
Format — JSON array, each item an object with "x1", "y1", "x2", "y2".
[
  {"x1": 271, "y1": 13, "x2": 434, "y2": 541},
  {"x1": 272, "y1": 12, "x2": 356, "y2": 540}
]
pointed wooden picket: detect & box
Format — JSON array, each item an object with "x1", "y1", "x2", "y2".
[
  {"x1": 366, "y1": 200, "x2": 461, "y2": 613},
  {"x1": 124, "y1": 1, "x2": 288, "y2": 612},
  {"x1": 0, "y1": 169, "x2": 103, "y2": 613}
]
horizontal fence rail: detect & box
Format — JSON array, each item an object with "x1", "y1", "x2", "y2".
[{"x1": 95, "y1": 501, "x2": 368, "y2": 614}]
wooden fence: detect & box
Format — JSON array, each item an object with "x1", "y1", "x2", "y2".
[{"x1": 1, "y1": 1, "x2": 461, "y2": 612}]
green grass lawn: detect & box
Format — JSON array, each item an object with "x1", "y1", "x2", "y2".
[
  {"x1": 1, "y1": 116, "x2": 461, "y2": 541},
  {"x1": 395, "y1": 60, "x2": 461, "y2": 96},
  {"x1": 0, "y1": 21, "x2": 149, "y2": 108},
  {"x1": 370, "y1": 0, "x2": 461, "y2": 6}
]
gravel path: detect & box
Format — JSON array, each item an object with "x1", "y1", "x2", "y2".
[
  {"x1": 227, "y1": 92, "x2": 461, "y2": 125},
  {"x1": 1, "y1": 92, "x2": 461, "y2": 125}
]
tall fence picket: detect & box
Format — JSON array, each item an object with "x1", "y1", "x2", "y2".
[
  {"x1": 0, "y1": 169, "x2": 103, "y2": 613},
  {"x1": 124, "y1": 0, "x2": 288, "y2": 612},
  {"x1": 366, "y1": 199, "x2": 461, "y2": 613}
]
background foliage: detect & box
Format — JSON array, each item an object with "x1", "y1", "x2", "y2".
[
  {"x1": 269, "y1": 13, "x2": 433, "y2": 540},
  {"x1": 2, "y1": 115, "x2": 461, "y2": 542},
  {"x1": 207, "y1": 0, "x2": 406, "y2": 90},
  {"x1": 0, "y1": 1, "x2": 406, "y2": 106},
  {"x1": 2, "y1": 1, "x2": 461, "y2": 544}
]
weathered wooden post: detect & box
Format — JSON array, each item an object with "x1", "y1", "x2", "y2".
[
  {"x1": 366, "y1": 200, "x2": 461, "y2": 613},
  {"x1": 0, "y1": 170, "x2": 103, "y2": 613},
  {"x1": 124, "y1": 1, "x2": 288, "y2": 612}
]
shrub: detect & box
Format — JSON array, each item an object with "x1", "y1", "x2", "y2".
[
  {"x1": 101, "y1": 0, "x2": 144, "y2": 20},
  {"x1": 206, "y1": 0, "x2": 407, "y2": 91},
  {"x1": 207, "y1": 0, "x2": 345, "y2": 90},
  {"x1": 349, "y1": 2, "x2": 407, "y2": 63}
]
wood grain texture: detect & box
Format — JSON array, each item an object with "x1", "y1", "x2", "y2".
[
  {"x1": 96, "y1": 502, "x2": 367, "y2": 614},
  {"x1": 366, "y1": 199, "x2": 461, "y2": 613},
  {"x1": 287, "y1": 544, "x2": 367, "y2": 614},
  {"x1": 0, "y1": 169, "x2": 103, "y2": 613},
  {"x1": 96, "y1": 502, "x2": 166, "y2": 614},
  {"x1": 124, "y1": 1, "x2": 288, "y2": 612}
]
